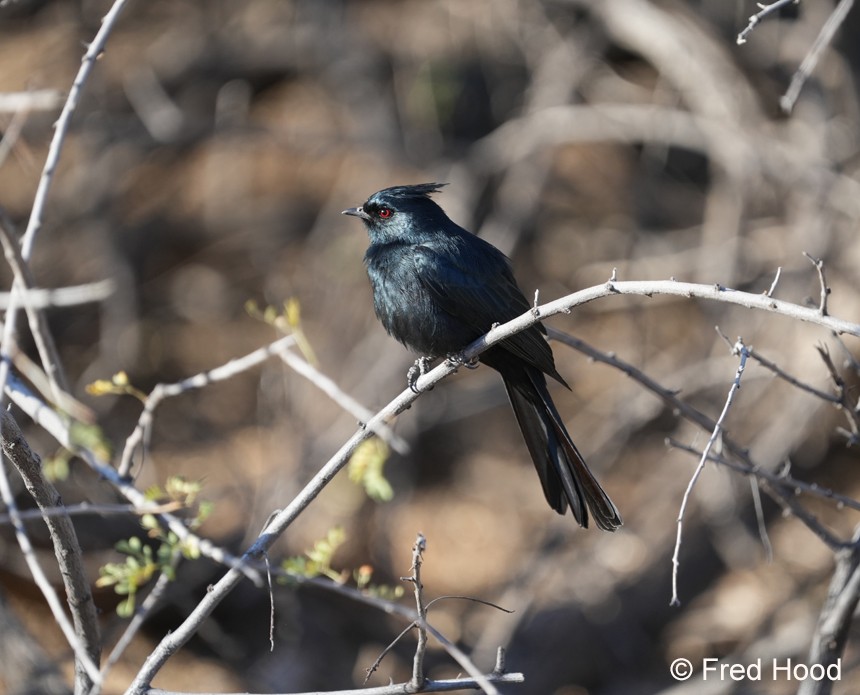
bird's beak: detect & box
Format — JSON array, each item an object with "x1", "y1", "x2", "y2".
[{"x1": 341, "y1": 206, "x2": 370, "y2": 220}]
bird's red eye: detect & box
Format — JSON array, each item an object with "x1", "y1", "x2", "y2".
[{"x1": 378, "y1": 207, "x2": 392, "y2": 219}]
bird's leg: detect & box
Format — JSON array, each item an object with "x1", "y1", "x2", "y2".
[{"x1": 407, "y1": 356, "x2": 433, "y2": 393}]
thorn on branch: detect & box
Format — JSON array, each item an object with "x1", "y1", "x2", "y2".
[
  {"x1": 766, "y1": 266, "x2": 782, "y2": 298},
  {"x1": 605, "y1": 268, "x2": 620, "y2": 293},
  {"x1": 804, "y1": 252, "x2": 830, "y2": 316},
  {"x1": 493, "y1": 646, "x2": 507, "y2": 676}
]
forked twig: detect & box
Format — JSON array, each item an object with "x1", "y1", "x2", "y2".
[{"x1": 737, "y1": 0, "x2": 798, "y2": 45}]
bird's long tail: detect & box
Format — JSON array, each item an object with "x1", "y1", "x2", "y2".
[{"x1": 502, "y1": 367, "x2": 622, "y2": 531}]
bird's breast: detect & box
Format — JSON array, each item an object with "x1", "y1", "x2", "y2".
[{"x1": 365, "y1": 246, "x2": 474, "y2": 356}]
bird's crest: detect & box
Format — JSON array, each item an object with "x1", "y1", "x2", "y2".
[{"x1": 375, "y1": 182, "x2": 448, "y2": 201}]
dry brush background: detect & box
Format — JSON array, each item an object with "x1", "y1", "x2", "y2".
[{"x1": 0, "y1": 1, "x2": 859, "y2": 694}]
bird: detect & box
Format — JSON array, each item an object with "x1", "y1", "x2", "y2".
[{"x1": 342, "y1": 183, "x2": 621, "y2": 531}]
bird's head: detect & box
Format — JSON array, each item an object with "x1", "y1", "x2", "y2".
[{"x1": 342, "y1": 183, "x2": 450, "y2": 243}]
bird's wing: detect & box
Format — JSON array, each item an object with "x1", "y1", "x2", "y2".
[{"x1": 412, "y1": 243, "x2": 562, "y2": 381}]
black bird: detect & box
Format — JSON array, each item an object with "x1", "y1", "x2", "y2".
[{"x1": 343, "y1": 183, "x2": 621, "y2": 531}]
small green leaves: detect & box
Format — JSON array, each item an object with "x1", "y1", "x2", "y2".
[
  {"x1": 85, "y1": 371, "x2": 147, "y2": 402},
  {"x1": 246, "y1": 297, "x2": 317, "y2": 365},
  {"x1": 97, "y1": 476, "x2": 212, "y2": 616},
  {"x1": 348, "y1": 437, "x2": 393, "y2": 502},
  {"x1": 282, "y1": 528, "x2": 404, "y2": 599},
  {"x1": 282, "y1": 526, "x2": 346, "y2": 582},
  {"x1": 96, "y1": 537, "x2": 159, "y2": 618}
]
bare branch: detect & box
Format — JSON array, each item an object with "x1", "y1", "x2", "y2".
[
  {"x1": 21, "y1": 0, "x2": 131, "y2": 258},
  {"x1": 0, "y1": 89, "x2": 64, "y2": 113},
  {"x1": 5, "y1": 372, "x2": 262, "y2": 586},
  {"x1": 0, "y1": 279, "x2": 115, "y2": 309},
  {"x1": 799, "y1": 525, "x2": 860, "y2": 695},
  {"x1": 277, "y1": 346, "x2": 409, "y2": 454},
  {"x1": 407, "y1": 533, "x2": 429, "y2": 691},
  {"x1": 671, "y1": 339, "x2": 750, "y2": 607},
  {"x1": 804, "y1": 252, "x2": 831, "y2": 316},
  {"x1": 816, "y1": 345, "x2": 860, "y2": 444},
  {"x1": 781, "y1": 0, "x2": 855, "y2": 113},
  {"x1": 0, "y1": 211, "x2": 70, "y2": 400},
  {"x1": 93, "y1": 569, "x2": 177, "y2": 695},
  {"x1": 737, "y1": 0, "x2": 799, "y2": 45},
  {"x1": 668, "y1": 441, "x2": 848, "y2": 549},
  {"x1": 749, "y1": 477, "x2": 774, "y2": 563},
  {"x1": 0, "y1": 500, "x2": 181, "y2": 526},
  {"x1": 548, "y1": 327, "x2": 855, "y2": 547},
  {"x1": 0, "y1": 412, "x2": 101, "y2": 692},
  {"x1": 748, "y1": 346, "x2": 841, "y2": 404},
  {"x1": 766, "y1": 266, "x2": 782, "y2": 298},
  {"x1": 118, "y1": 335, "x2": 297, "y2": 477}
]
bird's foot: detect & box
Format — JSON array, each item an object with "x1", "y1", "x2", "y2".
[
  {"x1": 445, "y1": 351, "x2": 480, "y2": 370},
  {"x1": 407, "y1": 356, "x2": 433, "y2": 393}
]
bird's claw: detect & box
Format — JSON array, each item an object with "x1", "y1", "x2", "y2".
[
  {"x1": 407, "y1": 356, "x2": 432, "y2": 393},
  {"x1": 445, "y1": 352, "x2": 480, "y2": 370}
]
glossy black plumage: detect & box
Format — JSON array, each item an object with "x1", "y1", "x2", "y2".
[{"x1": 343, "y1": 183, "x2": 621, "y2": 530}]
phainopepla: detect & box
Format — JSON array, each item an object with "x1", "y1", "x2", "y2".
[{"x1": 343, "y1": 183, "x2": 621, "y2": 531}]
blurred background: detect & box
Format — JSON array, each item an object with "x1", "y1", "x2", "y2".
[{"x1": 0, "y1": 1, "x2": 859, "y2": 693}]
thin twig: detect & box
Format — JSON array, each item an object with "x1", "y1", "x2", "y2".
[
  {"x1": 671, "y1": 338, "x2": 750, "y2": 606},
  {"x1": 749, "y1": 476, "x2": 774, "y2": 563},
  {"x1": 407, "y1": 533, "x2": 429, "y2": 691},
  {"x1": 548, "y1": 327, "x2": 859, "y2": 537},
  {"x1": 364, "y1": 623, "x2": 416, "y2": 685},
  {"x1": 118, "y1": 335, "x2": 297, "y2": 477},
  {"x1": 265, "y1": 552, "x2": 275, "y2": 652},
  {"x1": 0, "y1": 211, "x2": 70, "y2": 400},
  {"x1": 11, "y1": 346, "x2": 95, "y2": 423},
  {"x1": 0, "y1": 107, "x2": 29, "y2": 169},
  {"x1": 765, "y1": 267, "x2": 781, "y2": 299},
  {"x1": 277, "y1": 347, "x2": 409, "y2": 454},
  {"x1": 804, "y1": 252, "x2": 830, "y2": 316},
  {"x1": 781, "y1": 0, "x2": 855, "y2": 113},
  {"x1": 668, "y1": 440, "x2": 851, "y2": 549},
  {"x1": 667, "y1": 438, "x2": 860, "y2": 514},
  {"x1": 551, "y1": 320, "x2": 856, "y2": 559},
  {"x1": 21, "y1": 0, "x2": 131, "y2": 257},
  {"x1": 365, "y1": 573, "x2": 513, "y2": 685},
  {"x1": 748, "y1": 346, "x2": 841, "y2": 404},
  {"x1": 0, "y1": 89, "x2": 64, "y2": 113},
  {"x1": 737, "y1": 0, "x2": 798, "y2": 45},
  {"x1": 0, "y1": 500, "x2": 182, "y2": 526},
  {"x1": 93, "y1": 566, "x2": 177, "y2": 695},
  {"x1": 816, "y1": 345, "x2": 860, "y2": 443},
  {"x1": 0, "y1": 279, "x2": 115, "y2": 309}
]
